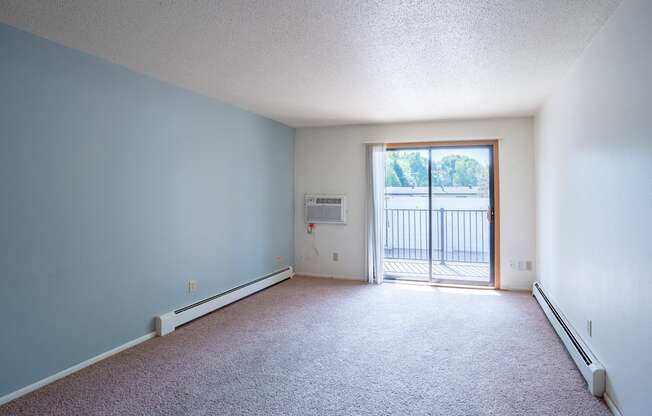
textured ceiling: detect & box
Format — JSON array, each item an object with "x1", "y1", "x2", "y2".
[{"x1": 0, "y1": 1, "x2": 620, "y2": 127}]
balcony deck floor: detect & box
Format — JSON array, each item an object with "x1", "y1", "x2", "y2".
[{"x1": 384, "y1": 258, "x2": 490, "y2": 283}]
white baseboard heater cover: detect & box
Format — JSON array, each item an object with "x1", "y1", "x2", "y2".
[
  {"x1": 532, "y1": 282, "x2": 605, "y2": 396},
  {"x1": 156, "y1": 266, "x2": 293, "y2": 336}
]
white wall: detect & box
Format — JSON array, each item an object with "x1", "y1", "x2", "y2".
[
  {"x1": 294, "y1": 117, "x2": 536, "y2": 290},
  {"x1": 535, "y1": 0, "x2": 652, "y2": 414}
]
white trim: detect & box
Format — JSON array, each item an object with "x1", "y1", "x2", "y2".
[
  {"x1": 156, "y1": 267, "x2": 294, "y2": 336},
  {"x1": 499, "y1": 284, "x2": 533, "y2": 292},
  {"x1": 361, "y1": 137, "x2": 505, "y2": 145},
  {"x1": 604, "y1": 392, "x2": 623, "y2": 416},
  {"x1": 295, "y1": 272, "x2": 365, "y2": 281},
  {"x1": 0, "y1": 332, "x2": 156, "y2": 406}
]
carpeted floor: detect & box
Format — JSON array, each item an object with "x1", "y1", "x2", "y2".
[{"x1": 1, "y1": 276, "x2": 611, "y2": 416}]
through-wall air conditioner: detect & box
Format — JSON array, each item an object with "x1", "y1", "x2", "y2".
[{"x1": 305, "y1": 195, "x2": 347, "y2": 224}]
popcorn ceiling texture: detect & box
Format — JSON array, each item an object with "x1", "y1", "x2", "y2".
[
  {"x1": 0, "y1": 277, "x2": 610, "y2": 416},
  {"x1": 0, "y1": 1, "x2": 620, "y2": 127}
]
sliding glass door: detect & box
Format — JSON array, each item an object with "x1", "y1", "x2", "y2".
[
  {"x1": 383, "y1": 143, "x2": 496, "y2": 287},
  {"x1": 384, "y1": 148, "x2": 431, "y2": 281}
]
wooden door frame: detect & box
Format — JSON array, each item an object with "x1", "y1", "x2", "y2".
[{"x1": 385, "y1": 140, "x2": 501, "y2": 289}]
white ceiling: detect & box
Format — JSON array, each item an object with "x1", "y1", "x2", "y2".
[{"x1": 0, "y1": 1, "x2": 620, "y2": 127}]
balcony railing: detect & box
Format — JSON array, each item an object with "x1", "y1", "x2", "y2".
[{"x1": 384, "y1": 208, "x2": 490, "y2": 264}]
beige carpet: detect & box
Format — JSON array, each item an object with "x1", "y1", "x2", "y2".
[{"x1": 0, "y1": 276, "x2": 610, "y2": 415}]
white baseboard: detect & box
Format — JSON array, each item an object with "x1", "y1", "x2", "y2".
[
  {"x1": 0, "y1": 331, "x2": 156, "y2": 406},
  {"x1": 499, "y1": 285, "x2": 532, "y2": 292},
  {"x1": 604, "y1": 392, "x2": 623, "y2": 416},
  {"x1": 156, "y1": 267, "x2": 293, "y2": 336},
  {"x1": 295, "y1": 271, "x2": 365, "y2": 281},
  {"x1": 533, "y1": 282, "x2": 605, "y2": 396},
  {"x1": 500, "y1": 280, "x2": 536, "y2": 291}
]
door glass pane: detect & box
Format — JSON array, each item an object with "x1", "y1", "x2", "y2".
[
  {"x1": 430, "y1": 147, "x2": 491, "y2": 284},
  {"x1": 383, "y1": 149, "x2": 430, "y2": 281}
]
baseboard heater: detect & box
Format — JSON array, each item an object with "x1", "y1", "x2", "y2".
[
  {"x1": 532, "y1": 282, "x2": 605, "y2": 396},
  {"x1": 156, "y1": 266, "x2": 293, "y2": 336}
]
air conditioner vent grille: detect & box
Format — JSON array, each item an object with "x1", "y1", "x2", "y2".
[
  {"x1": 316, "y1": 197, "x2": 341, "y2": 204},
  {"x1": 305, "y1": 194, "x2": 347, "y2": 224}
]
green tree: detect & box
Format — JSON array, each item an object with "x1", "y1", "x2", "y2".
[
  {"x1": 385, "y1": 152, "x2": 410, "y2": 187},
  {"x1": 436, "y1": 155, "x2": 486, "y2": 187},
  {"x1": 386, "y1": 151, "x2": 487, "y2": 189},
  {"x1": 406, "y1": 152, "x2": 428, "y2": 186}
]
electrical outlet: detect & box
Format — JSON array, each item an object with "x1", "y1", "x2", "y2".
[
  {"x1": 187, "y1": 280, "x2": 197, "y2": 293},
  {"x1": 276, "y1": 255, "x2": 283, "y2": 265},
  {"x1": 332, "y1": 252, "x2": 339, "y2": 262},
  {"x1": 511, "y1": 260, "x2": 533, "y2": 271},
  {"x1": 587, "y1": 320, "x2": 592, "y2": 337}
]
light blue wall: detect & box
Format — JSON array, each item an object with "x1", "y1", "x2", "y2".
[{"x1": 0, "y1": 23, "x2": 294, "y2": 397}]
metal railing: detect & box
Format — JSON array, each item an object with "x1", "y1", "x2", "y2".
[{"x1": 384, "y1": 208, "x2": 490, "y2": 264}]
